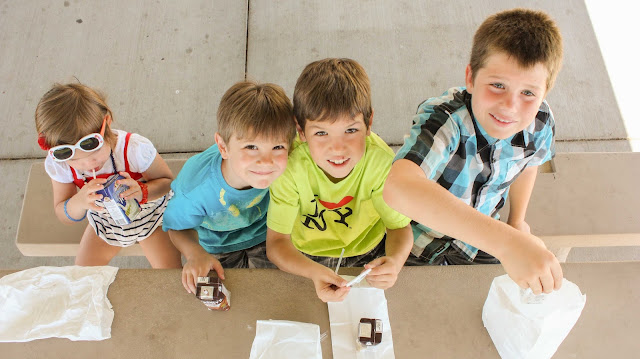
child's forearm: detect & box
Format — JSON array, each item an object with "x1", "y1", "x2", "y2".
[
  {"x1": 507, "y1": 165, "x2": 538, "y2": 226},
  {"x1": 143, "y1": 177, "x2": 172, "y2": 201},
  {"x1": 384, "y1": 159, "x2": 524, "y2": 260},
  {"x1": 266, "y1": 228, "x2": 325, "y2": 279},
  {"x1": 54, "y1": 194, "x2": 86, "y2": 224},
  {"x1": 384, "y1": 224, "x2": 413, "y2": 264},
  {"x1": 168, "y1": 229, "x2": 206, "y2": 259},
  {"x1": 139, "y1": 154, "x2": 174, "y2": 201}
]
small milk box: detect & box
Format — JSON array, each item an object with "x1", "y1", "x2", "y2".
[{"x1": 97, "y1": 174, "x2": 141, "y2": 225}]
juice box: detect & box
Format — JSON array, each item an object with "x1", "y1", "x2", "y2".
[{"x1": 97, "y1": 174, "x2": 141, "y2": 226}]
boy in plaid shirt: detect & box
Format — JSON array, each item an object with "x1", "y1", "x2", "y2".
[{"x1": 384, "y1": 8, "x2": 564, "y2": 294}]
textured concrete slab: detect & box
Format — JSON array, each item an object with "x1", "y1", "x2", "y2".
[
  {"x1": 0, "y1": 0, "x2": 247, "y2": 159},
  {"x1": 555, "y1": 139, "x2": 633, "y2": 152},
  {"x1": 247, "y1": 0, "x2": 627, "y2": 148}
]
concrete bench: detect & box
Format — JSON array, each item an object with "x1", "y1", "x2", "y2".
[
  {"x1": 16, "y1": 153, "x2": 640, "y2": 260},
  {"x1": 503, "y1": 152, "x2": 640, "y2": 261},
  {"x1": 15, "y1": 159, "x2": 187, "y2": 256}
]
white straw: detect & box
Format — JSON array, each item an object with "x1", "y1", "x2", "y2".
[
  {"x1": 346, "y1": 268, "x2": 372, "y2": 287},
  {"x1": 93, "y1": 169, "x2": 96, "y2": 180},
  {"x1": 334, "y1": 248, "x2": 345, "y2": 274}
]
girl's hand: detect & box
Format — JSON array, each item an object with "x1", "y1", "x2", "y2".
[
  {"x1": 117, "y1": 172, "x2": 142, "y2": 201},
  {"x1": 74, "y1": 177, "x2": 107, "y2": 211}
]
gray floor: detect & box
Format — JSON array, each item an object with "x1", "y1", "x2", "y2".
[{"x1": 1, "y1": 0, "x2": 637, "y2": 269}]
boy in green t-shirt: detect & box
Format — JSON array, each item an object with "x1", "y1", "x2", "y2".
[{"x1": 266, "y1": 58, "x2": 413, "y2": 302}]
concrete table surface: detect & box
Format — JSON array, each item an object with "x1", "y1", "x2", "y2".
[{"x1": 1, "y1": 263, "x2": 638, "y2": 358}]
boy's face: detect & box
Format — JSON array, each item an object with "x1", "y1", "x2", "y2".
[
  {"x1": 298, "y1": 112, "x2": 371, "y2": 182},
  {"x1": 216, "y1": 133, "x2": 290, "y2": 190},
  {"x1": 465, "y1": 51, "x2": 548, "y2": 140}
]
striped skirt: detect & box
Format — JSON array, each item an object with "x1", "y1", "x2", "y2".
[{"x1": 88, "y1": 191, "x2": 173, "y2": 247}]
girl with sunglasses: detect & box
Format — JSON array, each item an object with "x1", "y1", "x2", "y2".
[{"x1": 35, "y1": 83, "x2": 181, "y2": 268}]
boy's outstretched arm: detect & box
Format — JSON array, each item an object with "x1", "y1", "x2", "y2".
[
  {"x1": 507, "y1": 165, "x2": 538, "y2": 233},
  {"x1": 365, "y1": 224, "x2": 413, "y2": 289},
  {"x1": 266, "y1": 228, "x2": 349, "y2": 302},
  {"x1": 168, "y1": 229, "x2": 224, "y2": 294},
  {"x1": 383, "y1": 159, "x2": 562, "y2": 294}
]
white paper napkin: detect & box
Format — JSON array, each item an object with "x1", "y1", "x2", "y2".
[
  {"x1": 328, "y1": 276, "x2": 395, "y2": 359},
  {"x1": 0, "y1": 266, "x2": 118, "y2": 342},
  {"x1": 249, "y1": 320, "x2": 322, "y2": 359}
]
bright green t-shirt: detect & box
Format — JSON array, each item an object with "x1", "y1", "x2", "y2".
[{"x1": 267, "y1": 132, "x2": 410, "y2": 257}]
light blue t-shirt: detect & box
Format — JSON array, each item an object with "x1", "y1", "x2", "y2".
[{"x1": 162, "y1": 144, "x2": 269, "y2": 253}]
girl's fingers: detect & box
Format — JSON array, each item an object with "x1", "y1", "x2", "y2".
[{"x1": 88, "y1": 202, "x2": 103, "y2": 211}]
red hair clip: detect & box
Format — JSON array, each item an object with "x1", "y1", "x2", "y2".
[{"x1": 37, "y1": 134, "x2": 51, "y2": 151}]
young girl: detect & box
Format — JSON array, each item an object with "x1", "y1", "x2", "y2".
[{"x1": 35, "y1": 83, "x2": 182, "y2": 268}]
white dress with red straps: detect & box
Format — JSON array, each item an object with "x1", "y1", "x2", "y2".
[{"x1": 44, "y1": 130, "x2": 172, "y2": 247}]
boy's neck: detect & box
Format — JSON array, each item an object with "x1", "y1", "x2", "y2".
[{"x1": 219, "y1": 158, "x2": 253, "y2": 190}]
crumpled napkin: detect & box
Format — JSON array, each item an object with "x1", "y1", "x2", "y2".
[
  {"x1": 249, "y1": 320, "x2": 322, "y2": 359},
  {"x1": 482, "y1": 274, "x2": 587, "y2": 359},
  {"x1": 0, "y1": 265, "x2": 118, "y2": 342},
  {"x1": 328, "y1": 276, "x2": 395, "y2": 359}
]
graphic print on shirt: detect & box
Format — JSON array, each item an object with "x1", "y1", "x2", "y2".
[
  {"x1": 219, "y1": 189, "x2": 240, "y2": 217},
  {"x1": 301, "y1": 195, "x2": 354, "y2": 231}
]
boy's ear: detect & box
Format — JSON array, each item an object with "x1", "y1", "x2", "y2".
[
  {"x1": 464, "y1": 64, "x2": 474, "y2": 93},
  {"x1": 214, "y1": 132, "x2": 229, "y2": 159},
  {"x1": 366, "y1": 109, "x2": 374, "y2": 136},
  {"x1": 294, "y1": 117, "x2": 307, "y2": 142}
]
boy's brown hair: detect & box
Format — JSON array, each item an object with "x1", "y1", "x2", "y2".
[
  {"x1": 470, "y1": 8, "x2": 563, "y2": 91},
  {"x1": 35, "y1": 83, "x2": 117, "y2": 148},
  {"x1": 293, "y1": 58, "x2": 372, "y2": 131},
  {"x1": 217, "y1": 81, "x2": 295, "y2": 145}
]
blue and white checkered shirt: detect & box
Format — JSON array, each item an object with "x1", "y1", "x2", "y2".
[{"x1": 395, "y1": 87, "x2": 555, "y2": 261}]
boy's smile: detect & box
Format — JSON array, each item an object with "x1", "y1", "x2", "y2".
[
  {"x1": 465, "y1": 51, "x2": 548, "y2": 140},
  {"x1": 217, "y1": 133, "x2": 289, "y2": 190},
  {"x1": 299, "y1": 113, "x2": 371, "y2": 183}
]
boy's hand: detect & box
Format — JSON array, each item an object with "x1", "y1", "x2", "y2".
[
  {"x1": 182, "y1": 252, "x2": 225, "y2": 294},
  {"x1": 364, "y1": 256, "x2": 402, "y2": 290},
  {"x1": 75, "y1": 177, "x2": 107, "y2": 212},
  {"x1": 499, "y1": 234, "x2": 563, "y2": 295},
  {"x1": 117, "y1": 172, "x2": 142, "y2": 202},
  {"x1": 311, "y1": 267, "x2": 350, "y2": 302}
]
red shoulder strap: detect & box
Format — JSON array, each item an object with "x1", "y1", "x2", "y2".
[
  {"x1": 70, "y1": 168, "x2": 85, "y2": 189},
  {"x1": 123, "y1": 132, "x2": 143, "y2": 181},
  {"x1": 124, "y1": 132, "x2": 132, "y2": 173}
]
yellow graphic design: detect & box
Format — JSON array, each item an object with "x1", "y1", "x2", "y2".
[
  {"x1": 219, "y1": 189, "x2": 226, "y2": 206},
  {"x1": 246, "y1": 195, "x2": 261, "y2": 209},
  {"x1": 228, "y1": 205, "x2": 240, "y2": 217}
]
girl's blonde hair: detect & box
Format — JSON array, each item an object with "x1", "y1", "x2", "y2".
[{"x1": 35, "y1": 83, "x2": 116, "y2": 148}]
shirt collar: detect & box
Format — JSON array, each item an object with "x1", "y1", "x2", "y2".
[{"x1": 463, "y1": 89, "x2": 528, "y2": 151}]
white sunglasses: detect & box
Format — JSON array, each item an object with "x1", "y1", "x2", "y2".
[{"x1": 48, "y1": 117, "x2": 107, "y2": 162}]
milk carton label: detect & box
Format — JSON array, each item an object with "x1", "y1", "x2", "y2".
[{"x1": 97, "y1": 174, "x2": 141, "y2": 225}]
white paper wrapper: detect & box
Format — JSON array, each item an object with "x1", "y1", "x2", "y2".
[
  {"x1": 482, "y1": 274, "x2": 587, "y2": 359},
  {"x1": 249, "y1": 320, "x2": 322, "y2": 359},
  {"x1": 0, "y1": 266, "x2": 118, "y2": 342},
  {"x1": 328, "y1": 276, "x2": 395, "y2": 359}
]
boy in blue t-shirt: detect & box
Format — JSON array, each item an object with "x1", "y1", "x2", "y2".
[
  {"x1": 384, "y1": 9, "x2": 564, "y2": 295},
  {"x1": 163, "y1": 81, "x2": 296, "y2": 293}
]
